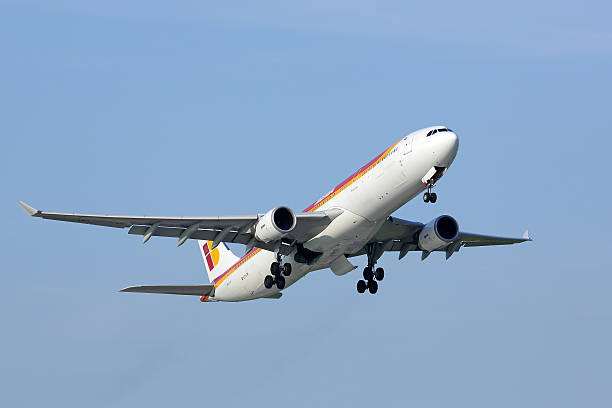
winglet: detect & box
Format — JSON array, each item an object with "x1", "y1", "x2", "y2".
[
  {"x1": 522, "y1": 230, "x2": 531, "y2": 240},
  {"x1": 18, "y1": 201, "x2": 39, "y2": 216}
]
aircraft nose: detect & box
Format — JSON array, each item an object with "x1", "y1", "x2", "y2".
[
  {"x1": 438, "y1": 130, "x2": 459, "y2": 166},
  {"x1": 448, "y1": 131, "x2": 459, "y2": 153}
]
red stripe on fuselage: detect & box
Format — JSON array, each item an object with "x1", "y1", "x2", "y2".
[
  {"x1": 213, "y1": 248, "x2": 261, "y2": 286},
  {"x1": 303, "y1": 144, "x2": 395, "y2": 212}
]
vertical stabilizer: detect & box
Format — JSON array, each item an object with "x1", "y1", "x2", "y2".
[{"x1": 198, "y1": 240, "x2": 240, "y2": 283}]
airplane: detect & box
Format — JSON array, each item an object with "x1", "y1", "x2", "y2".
[{"x1": 19, "y1": 126, "x2": 531, "y2": 302}]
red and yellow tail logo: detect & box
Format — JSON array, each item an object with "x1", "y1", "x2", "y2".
[{"x1": 202, "y1": 241, "x2": 220, "y2": 271}]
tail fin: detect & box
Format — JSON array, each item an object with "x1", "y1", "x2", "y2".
[{"x1": 198, "y1": 240, "x2": 240, "y2": 283}]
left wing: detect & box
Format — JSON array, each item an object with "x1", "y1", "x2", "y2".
[
  {"x1": 120, "y1": 284, "x2": 215, "y2": 296},
  {"x1": 358, "y1": 216, "x2": 531, "y2": 261},
  {"x1": 18, "y1": 201, "x2": 341, "y2": 253}
]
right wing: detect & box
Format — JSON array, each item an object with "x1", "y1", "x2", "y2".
[
  {"x1": 18, "y1": 201, "x2": 341, "y2": 253},
  {"x1": 357, "y1": 216, "x2": 531, "y2": 261},
  {"x1": 457, "y1": 231, "x2": 531, "y2": 247}
]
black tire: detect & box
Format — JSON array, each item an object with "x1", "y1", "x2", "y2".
[
  {"x1": 276, "y1": 275, "x2": 286, "y2": 290},
  {"x1": 282, "y1": 263, "x2": 292, "y2": 276},
  {"x1": 270, "y1": 262, "x2": 281, "y2": 276},
  {"x1": 368, "y1": 280, "x2": 378, "y2": 294},
  {"x1": 363, "y1": 266, "x2": 374, "y2": 280},
  {"x1": 375, "y1": 267, "x2": 384, "y2": 281},
  {"x1": 357, "y1": 280, "x2": 367, "y2": 293},
  {"x1": 429, "y1": 193, "x2": 437, "y2": 203},
  {"x1": 264, "y1": 275, "x2": 274, "y2": 289},
  {"x1": 423, "y1": 192, "x2": 430, "y2": 202}
]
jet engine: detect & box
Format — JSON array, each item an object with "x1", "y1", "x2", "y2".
[
  {"x1": 418, "y1": 215, "x2": 459, "y2": 252},
  {"x1": 254, "y1": 206, "x2": 297, "y2": 243}
]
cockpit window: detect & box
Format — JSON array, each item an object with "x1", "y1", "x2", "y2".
[{"x1": 427, "y1": 127, "x2": 454, "y2": 137}]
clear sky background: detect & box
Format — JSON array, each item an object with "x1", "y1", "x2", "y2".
[{"x1": 2, "y1": 1, "x2": 611, "y2": 407}]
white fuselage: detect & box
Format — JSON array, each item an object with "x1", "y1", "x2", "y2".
[{"x1": 210, "y1": 126, "x2": 459, "y2": 301}]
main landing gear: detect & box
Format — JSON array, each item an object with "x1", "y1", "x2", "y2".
[
  {"x1": 357, "y1": 265, "x2": 384, "y2": 294},
  {"x1": 357, "y1": 243, "x2": 385, "y2": 295},
  {"x1": 264, "y1": 252, "x2": 292, "y2": 290}
]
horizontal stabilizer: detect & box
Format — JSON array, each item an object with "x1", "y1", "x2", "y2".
[{"x1": 120, "y1": 284, "x2": 215, "y2": 296}]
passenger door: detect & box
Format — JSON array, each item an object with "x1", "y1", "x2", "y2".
[
  {"x1": 399, "y1": 136, "x2": 413, "y2": 176},
  {"x1": 402, "y1": 135, "x2": 412, "y2": 155}
]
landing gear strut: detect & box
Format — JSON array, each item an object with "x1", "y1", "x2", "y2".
[
  {"x1": 357, "y1": 243, "x2": 385, "y2": 295},
  {"x1": 264, "y1": 251, "x2": 292, "y2": 290},
  {"x1": 423, "y1": 182, "x2": 437, "y2": 203}
]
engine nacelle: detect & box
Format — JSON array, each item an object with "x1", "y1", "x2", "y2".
[
  {"x1": 418, "y1": 215, "x2": 459, "y2": 252},
  {"x1": 254, "y1": 206, "x2": 297, "y2": 243}
]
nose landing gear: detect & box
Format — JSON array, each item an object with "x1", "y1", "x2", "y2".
[
  {"x1": 423, "y1": 166, "x2": 446, "y2": 204},
  {"x1": 423, "y1": 182, "x2": 437, "y2": 203},
  {"x1": 264, "y1": 252, "x2": 292, "y2": 290}
]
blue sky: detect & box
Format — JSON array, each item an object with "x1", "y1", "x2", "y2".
[{"x1": 2, "y1": 1, "x2": 611, "y2": 407}]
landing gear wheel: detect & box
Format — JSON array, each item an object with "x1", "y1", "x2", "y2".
[
  {"x1": 270, "y1": 262, "x2": 281, "y2": 276},
  {"x1": 429, "y1": 193, "x2": 437, "y2": 203},
  {"x1": 357, "y1": 280, "x2": 367, "y2": 293},
  {"x1": 264, "y1": 275, "x2": 274, "y2": 289},
  {"x1": 423, "y1": 192, "x2": 430, "y2": 203},
  {"x1": 276, "y1": 275, "x2": 286, "y2": 290},
  {"x1": 368, "y1": 280, "x2": 378, "y2": 294},
  {"x1": 282, "y1": 263, "x2": 292, "y2": 277},
  {"x1": 363, "y1": 266, "x2": 374, "y2": 281},
  {"x1": 375, "y1": 267, "x2": 384, "y2": 281}
]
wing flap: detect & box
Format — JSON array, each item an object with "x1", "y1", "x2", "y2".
[
  {"x1": 127, "y1": 225, "x2": 249, "y2": 243},
  {"x1": 126, "y1": 225, "x2": 281, "y2": 252},
  {"x1": 120, "y1": 284, "x2": 215, "y2": 296}
]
